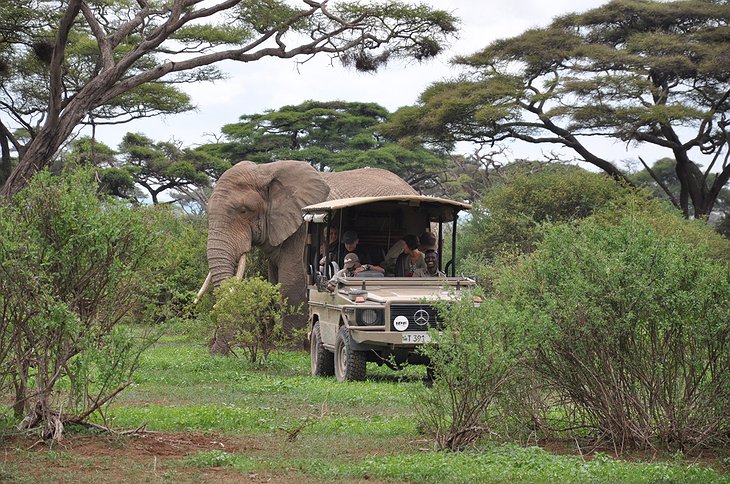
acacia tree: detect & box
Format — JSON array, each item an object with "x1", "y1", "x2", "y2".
[
  {"x1": 0, "y1": 0, "x2": 458, "y2": 199},
  {"x1": 202, "y1": 100, "x2": 446, "y2": 191},
  {"x1": 116, "y1": 133, "x2": 229, "y2": 205},
  {"x1": 63, "y1": 134, "x2": 228, "y2": 209},
  {"x1": 0, "y1": 1, "x2": 197, "y2": 186},
  {"x1": 631, "y1": 157, "x2": 730, "y2": 218},
  {"x1": 384, "y1": 0, "x2": 730, "y2": 219}
]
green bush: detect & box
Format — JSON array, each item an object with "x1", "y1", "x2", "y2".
[
  {"x1": 491, "y1": 211, "x2": 730, "y2": 450},
  {"x1": 412, "y1": 291, "x2": 519, "y2": 451},
  {"x1": 0, "y1": 169, "x2": 162, "y2": 439},
  {"x1": 211, "y1": 277, "x2": 296, "y2": 365},
  {"x1": 458, "y1": 166, "x2": 638, "y2": 261},
  {"x1": 144, "y1": 205, "x2": 209, "y2": 321}
]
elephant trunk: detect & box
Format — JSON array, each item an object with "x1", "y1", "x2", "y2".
[{"x1": 208, "y1": 227, "x2": 252, "y2": 287}]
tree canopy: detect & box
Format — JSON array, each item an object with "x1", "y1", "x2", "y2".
[
  {"x1": 201, "y1": 100, "x2": 447, "y2": 191},
  {"x1": 64, "y1": 133, "x2": 230, "y2": 209},
  {"x1": 0, "y1": 0, "x2": 458, "y2": 199},
  {"x1": 383, "y1": 0, "x2": 730, "y2": 219}
]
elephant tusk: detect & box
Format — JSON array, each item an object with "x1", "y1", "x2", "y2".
[
  {"x1": 194, "y1": 272, "x2": 212, "y2": 304},
  {"x1": 235, "y1": 254, "x2": 247, "y2": 279}
]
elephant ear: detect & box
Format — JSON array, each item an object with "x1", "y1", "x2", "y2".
[{"x1": 259, "y1": 160, "x2": 330, "y2": 247}]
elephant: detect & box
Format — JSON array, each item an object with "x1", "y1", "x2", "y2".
[{"x1": 204, "y1": 159, "x2": 417, "y2": 339}]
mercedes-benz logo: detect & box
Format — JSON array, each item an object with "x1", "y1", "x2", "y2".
[{"x1": 413, "y1": 309, "x2": 430, "y2": 326}]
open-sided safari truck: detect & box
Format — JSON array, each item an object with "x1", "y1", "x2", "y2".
[{"x1": 302, "y1": 195, "x2": 476, "y2": 381}]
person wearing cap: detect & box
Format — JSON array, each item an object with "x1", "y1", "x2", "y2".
[
  {"x1": 336, "y1": 230, "x2": 375, "y2": 269},
  {"x1": 327, "y1": 252, "x2": 384, "y2": 291}
]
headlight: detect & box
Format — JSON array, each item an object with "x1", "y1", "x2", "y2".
[{"x1": 356, "y1": 308, "x2": 384, "y2": 326}]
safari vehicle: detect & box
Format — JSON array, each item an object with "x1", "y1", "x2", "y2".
[{"x1": 302, "y1": 195, "x2": 476, "y2": 382}]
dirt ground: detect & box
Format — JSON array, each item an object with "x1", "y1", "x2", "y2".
[
  {"x1": 0, "y1": 431, "x2": 315, "y2": 483},
  {"x1": 2, "y1": 430, "x2": 728, "y2": 483}
]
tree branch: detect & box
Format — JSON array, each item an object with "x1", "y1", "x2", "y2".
[
  {"x1": 638, "y1": 156, "x2": 679, "y2": 209},
  {"x1": 48, "y1": 0, "x2": 83, "y2": 122}
]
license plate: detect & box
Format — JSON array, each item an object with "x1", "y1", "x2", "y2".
[{"x1": 401, "y1": 333, "x2": 431, "y2": 344}]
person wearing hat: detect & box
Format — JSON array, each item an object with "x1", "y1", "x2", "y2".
[
  {"x1": 327, "y1": 252, "x2": 384, "y2": 291},
  {"x1": 336, "y1": 230, "x2": 375, "y2": 269}
]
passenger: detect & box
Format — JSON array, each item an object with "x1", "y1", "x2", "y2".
[
  {"x1": 383, "y1": 237, "x2": 406, "y2": 272},
  {"x1": 413, "y1": 250, "x2": 446, "y2": 277},
  {"x1": 327, "y1": 252, "x2": 384, "y2": 291},
  {"x1": 383, "y1": 231, "x2": 437, "y2": 273},
  {"x1": 388, "y1": 234, "x2": 426, "y2": 277},
  {"x1": 336, "y1": 230, "x2": 375, "y2": 268},
  {"x1": 320, "y1": 225, "x2": 340, "y2": 266}
]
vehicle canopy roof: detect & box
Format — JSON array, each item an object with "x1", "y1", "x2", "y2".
[{"x1": 302, "y1": 195, "x2": 471, "y2": 223}]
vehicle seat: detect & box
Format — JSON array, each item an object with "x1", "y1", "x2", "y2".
[
  {"x1": 356, "y1": 270, "x2": 384, "y2": 278},
  {"x1": 327, "y1": 261, "x2": 340, "y2": 279},
  {"x1": 394, "y1": 253, "x2": 408, "y2": 277}
]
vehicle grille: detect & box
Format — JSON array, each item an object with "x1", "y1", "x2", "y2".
[{"x1": 389, "y1": 304, "x2": 441, "y2": 332}]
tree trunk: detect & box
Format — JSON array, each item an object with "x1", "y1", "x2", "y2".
[
  {"x1": 0, "y1": 133, "x2": 11, "y2": 186},
  {"x1": 0, "y1": 105, "x2": 89, "y2": 199}
]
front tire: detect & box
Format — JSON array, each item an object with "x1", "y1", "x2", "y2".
[
  {"x1": 310, "y1": 322, "x2": 334, "y2": 377},
  {"x1": 334, "y1": 326, "x2": 366, "y2": 382}
]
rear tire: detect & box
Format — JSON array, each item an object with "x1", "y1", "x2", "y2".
[
  {"x1": 334, "y1": 326, "x2": 366, "y2": 382},
  {"x1": 310, "y1": 322, "x2": 334, "y2": 377}
]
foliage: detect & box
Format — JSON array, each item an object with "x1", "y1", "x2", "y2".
[
  {"x1": 201, "y1": 100, "x2": 446, "y2": 191},
  {"x1": 490, "y1": 210, "x2": 730, "y2": 451},
  {"x1": 385, "y1": 0, "x2": 730, "y2": 219},
  {"x1": 142, "y1": 205, "x2": 209, "y2": 322},
  {"x1": 0, "y1": 169, "x2": 162, "y2": 439},
  {"x1": 0, "y1": 0, "x2": 458, "y2": 198},
  {"x1": 12, "y1": 335, "x2": 724, "y2": 482},
  {"x1": 63, "y1": 134, "x2": 230, "y2": 210},
  {"x1": 115, "y1": 133, "x2": 229, "y2": 205},
  {"x1": 457, "y1": 164, "x2": 637, "y2": 262},
  {"x1": 632, "y1": 157, "x2": 730, "y2": 233},
  {"x1": 412, "y1": 291, "x2": 517, "y2": 451},
  {"x1": 211, "y1": 277, "x2": 296, "y2": 365}
]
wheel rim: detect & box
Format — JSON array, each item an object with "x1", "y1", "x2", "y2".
[
  {"x1": 310, "y1": 331, "x2": 318, "y2": 374},
  {"x1": 336, "y1": 340, "x2": 347, "y2": 378}
]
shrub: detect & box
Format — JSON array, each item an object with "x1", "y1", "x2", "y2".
[
  {"x1": 492, "y1": 211, "x2": 730, "y2": 451},
  {"x1": 0, "y1": 169, "x2": 162, "y2": 439},
  {"x1": 210, "y1": 277, "x2": 296, "y2": 365},
  {"x1": 412, "y1": 291, "x2": 518, "y2": 451},
  {"x1": 458, "y1": 166, "x2": 638, "y2": 261},
  {"x1": 143, "y1": 205, "x2": 209, "y2": 321}
]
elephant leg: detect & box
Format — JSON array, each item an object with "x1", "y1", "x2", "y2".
[
  {"x1": 274, "y1": 227, "x2": 309, "y2": 347},
  {"x1": 268, "y1": 260, "x2": 278, "y2": 284}
]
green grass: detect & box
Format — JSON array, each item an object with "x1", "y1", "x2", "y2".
[
  {"x1": 3, "y1": 334, "x2": 728, "y2": 483},
  {"x1": 179, "y1": 445, "x2": 728, "y2": 483}
]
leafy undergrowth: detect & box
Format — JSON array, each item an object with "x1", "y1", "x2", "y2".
[{"x1": 1, "y1": 335, "x2": 728, "y2": 483}]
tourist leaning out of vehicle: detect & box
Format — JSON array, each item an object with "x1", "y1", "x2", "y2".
[
  {"x1": 413, "y1": 250, "x2": 446, "y2": 277},
  {"x1": 327, "y1": 252, "x2": 385, "y2": 291}
]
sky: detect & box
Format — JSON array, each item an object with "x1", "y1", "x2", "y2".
[{"x1": 92, "y1": 0, "x2": 667, "y2": 169}]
